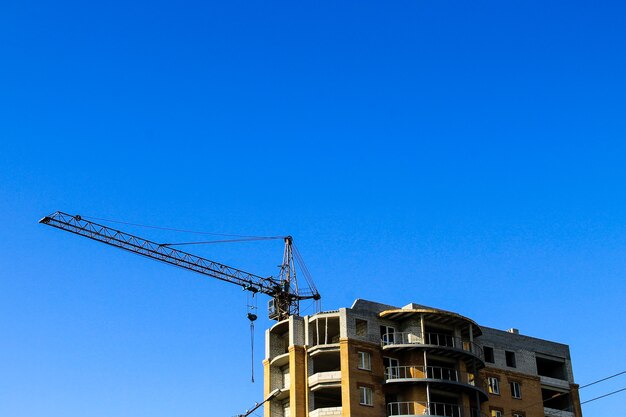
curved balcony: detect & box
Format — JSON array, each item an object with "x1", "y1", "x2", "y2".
[
  {"x1": 308, "y1": 371, "x2": 341, "y2": 391},
  {"x1": 387, "y1": 401, "x2": 487, "y2": 417},
  {"x1": 269, "y1": 351, "x2": 290, "y2": 367},
  {"x1": 381, "y1": 332, "x2": 484, "y2": 364},
  {"x1": 384, "y1": 366, "x2": 488, "y2": 401}
]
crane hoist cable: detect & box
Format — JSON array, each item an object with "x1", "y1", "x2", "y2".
[{"x1": 247, "y1": 292, "x2": 258, "y2": 383}]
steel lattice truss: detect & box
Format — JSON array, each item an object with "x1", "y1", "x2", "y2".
[{"x1": 39, "y1": 212, "x2": 320, "y2": 313}]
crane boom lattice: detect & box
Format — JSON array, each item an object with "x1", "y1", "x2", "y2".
[{"x1": 39, "y1": 211, "x2": 320, "y2": 320}]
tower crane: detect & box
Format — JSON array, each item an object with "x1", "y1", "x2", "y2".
[{"x1": 39, "y1": 211, "x2": 321, "y2": 321}]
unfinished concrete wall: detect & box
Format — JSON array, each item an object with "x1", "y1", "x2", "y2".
[{"x1": 479, "y1": 326, "x2": 574, "y2": 381}]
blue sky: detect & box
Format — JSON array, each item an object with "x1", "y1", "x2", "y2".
[{"x1": 1, "y1": 1, "x2": 625, "y2": 416}]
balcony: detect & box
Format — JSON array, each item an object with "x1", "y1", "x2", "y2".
[
  {"x1": 384, "y1": 366, "x2": 487, "y2": 401},
  {"x1": 382, "y1": 332, "x2": 484, "y2": 363},
  {"x1": 387, "y1": 401, "x2": 487, "y2": 417},
  {"x1": 309, "y1": 343, "x2": 340, "y2": 356},
  {"x1": 540, "y1": 375, "x2": 570, "y2": 390},
  {"x1": 308, "y1": 371, "x2": 341, "y2": 390},
  {"x1": 270, "y1": 351, "x2": 290, "y2": 367},
  {"x1": 385, "y1": 365, "x2": 453, "y2": 381},
  {"x1": 273, "y1": 386, "x2": 290, "y2": 401},
  {"x1": 309, "y1": 406, "x2": 342, "y2": 417}
]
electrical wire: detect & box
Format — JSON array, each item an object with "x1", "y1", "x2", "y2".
[
  {"x1": 579, "y1": 370, "x2": 626, "y2": 389},
  {"x1": 501, "y1": 369, "x2": 626, "y2": 416},
  {"x1": 580, "y1": 388, "x2": 626, "y2": 405}
]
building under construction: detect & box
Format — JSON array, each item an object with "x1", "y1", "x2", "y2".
[
  {"x1": 264, "y1": 299, "x2": 582, "y2": 417},
  {"x1": 38, "y1": 212, "x2": 583, "y2": 417}
]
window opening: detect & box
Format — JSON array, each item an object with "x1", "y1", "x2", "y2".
[
  {"x1": 536, "y1": 355, "x2": 567, "y2": 380},
  {"x1": 511, "y1": 381, "x2": 522, "y2": 399},
  {"x1": 384, "y1": 357, "x2": 400, "y2": 379},
  {"x1": 380, "y1": 325, "x2": 395, "y2": 344},
  {"x1": 358, "y1": 351, "x2": 372, "y2": 370},
  {"x1": 356, "y1": 319, "x2": 368, "y2": 336},
  {"x1": 505, "y1": 351, "x2": 516, "y2": 368},
  {"x1": 484, "y1": 346, "x2": 494, "y2": 363},
  {"x1": 359, "y1": 386, "x2": 373, "y2": 406},
  {"x1": 488, "y1": 377, "x2": 500, "y2": 395}
]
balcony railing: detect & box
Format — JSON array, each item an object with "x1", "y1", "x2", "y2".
[
  {"x1": 384, "y1": 366, "x2": 486, "y2": 395},
  {"x1": 387, "y1": 402, "x2": 487, "y2": 417},
  {"x1": 386, "y1": 365, "x2": 464, "y2": 380},
  {"x1": 386, "y1": 365, "x2": 458, "y2": 381},
  {"x1": 382, "y1": 332, "x2": 484, "y2": 361}
]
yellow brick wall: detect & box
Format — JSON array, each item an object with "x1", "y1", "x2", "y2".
[
  {"x1": 340, "y1": 338, "x2": 386, "y2": 417},
  {"x1": 289, "y1": 345, "x2": 307, "y2": 417},
  {"x1": 480, "y1": 367, "x2": 544, "y2": 416},
  {"x1": 263, "y1": 359, "x2": 271, "y2": 417}
]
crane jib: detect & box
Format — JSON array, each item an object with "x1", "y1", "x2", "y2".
[{"x1": 39, "y1": 211, "x2": 320, "y2": 320}]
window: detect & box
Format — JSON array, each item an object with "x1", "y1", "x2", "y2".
[
  {"x1": 505, "y1": 350, "x2": 516, "y2": 368},
  {"x1": 484, "y1": 346, "x2": 494, "y2": 363},
  {"x1": 488, "y1": 377, "x2": 500, "y2": 394},
  {"x1": 490, "y1": 409, "x2": 502, "y2": 417},
  {"x1": 536, "y1": 355, "x2": 567, "y2": 380},
  {"x1": 358, "y1": 351, "x2": 371, "y2": 370},
  {"x1": 359, "y1": 386, "x2": 373, "y2": 406},
  {"x1": 513, "y1": 413, "x2": 524, "y2": 417},
  {"x1": 355, "y1": 319, "x2": 368, "y2": 336},
  {"x1": 511, "y1": 381, "x2": 522, "y2": 399},
  {"x1": 383, "y1": 357, "x2": 399, "y2": 379},
  {"x1": 380, "y1": 325, "x2": 395, "y2": 344}
]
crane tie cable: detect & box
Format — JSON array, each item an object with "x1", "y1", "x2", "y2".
[
  {"x1": 83, "y1": 215, "x2": 284, "y2": 239},
  {"x1": 160, "y1": 236, "x2": 284, "y2": 247}
]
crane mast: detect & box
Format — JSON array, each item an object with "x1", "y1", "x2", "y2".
[{"x1": 39, "y1": 211, "x2": 320, "y2": 321}]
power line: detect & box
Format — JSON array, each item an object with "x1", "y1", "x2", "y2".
[
  {"x1": 579, "y1": 370, "x2": 626, "y2": 389},
  {"x1": 502, "y1": 369, "x2": 626, "y2": 416},
  {"x1": 580, "y1": 387, "x2": 626, "y2": 405}
]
